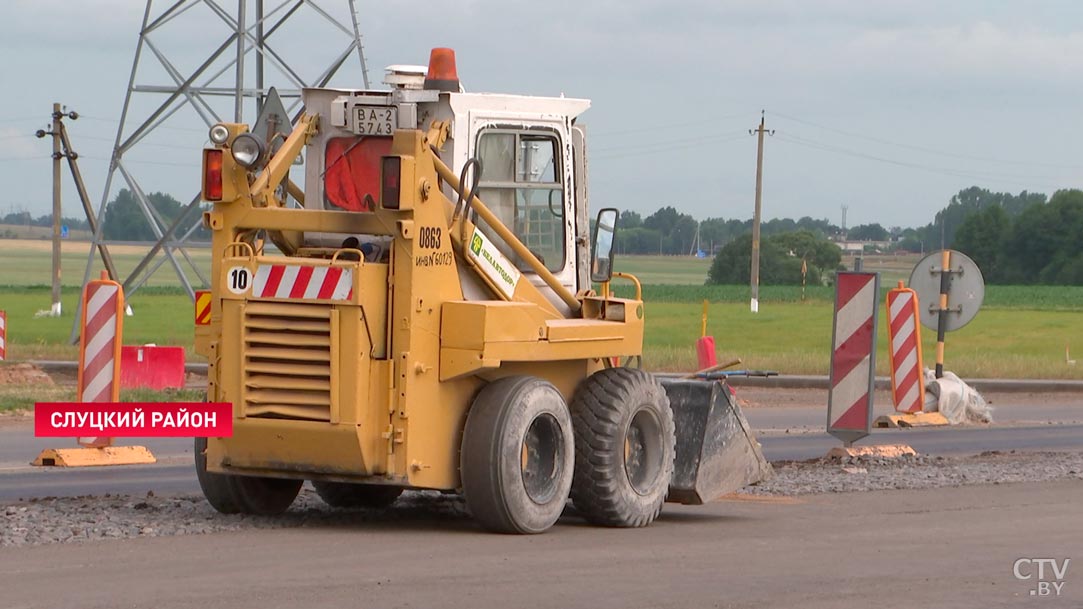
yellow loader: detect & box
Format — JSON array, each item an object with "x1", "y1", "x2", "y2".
[{"x1": 194, "y1": 48, "x2": 770, "y2": 533}]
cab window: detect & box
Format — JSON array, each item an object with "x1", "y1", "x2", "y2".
[{"x1": 475, "y1": 130, "x2": 565, "y2": 272}]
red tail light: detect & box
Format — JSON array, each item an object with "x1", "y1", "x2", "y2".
[
  {"x1": 381, "y1": 156, "x2": 401, "y2": 209},
  {"x1": 204, "y1": 149, "x2": 223, "y2": 201}
]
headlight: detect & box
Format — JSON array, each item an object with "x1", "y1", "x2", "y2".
[
  {"x1": 231, "y1": 133, "x2": 266, "y2": 169},
  {"x1": 208, "y1": 124, "x2": 230, "y2": 145}
]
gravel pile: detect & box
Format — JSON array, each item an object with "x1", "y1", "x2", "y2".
[
  {"x1": 746, "y1": 450, "x2": 1083, "y2": 496},
  {"x1": 3, "y1": 451, "x2": 1082, "y2": 547}
]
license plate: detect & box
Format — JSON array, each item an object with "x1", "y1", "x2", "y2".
[{"x1": 353, "y1": 105, "x2": 396, "y2": 136}]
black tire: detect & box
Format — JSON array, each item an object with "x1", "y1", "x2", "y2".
[
  {"x1": 194, "y1": 437, "x2": 241, "y2": 514},
  {"x1": 194, "y1": 437, "x2": 302, "y2": 516},
  {"x1": 229, "y1": 475, "x2": 303, "y2": 516},
  {"x1": 569, "y1": 368, "x2": 675, "y2": 527},
  {"x1": 461, "y1": 376, "x2": 574, "y2": 534},
  {"x1": 312, "y1": 481, "x2": 403, "y2": 508}
]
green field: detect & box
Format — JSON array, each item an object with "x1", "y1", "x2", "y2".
[
  {"x1": 0, "y1": 238, "x2": 209, "y2": 288},
  {"x1": 0, "y1": 286, "x2": 196, "y2": 360},
  {"x1": 613, "y1": 252, "x2": 937, "y2": 293},
  {"x1": 2, "y1": 242, "x2": 1082, "y2": 378}
]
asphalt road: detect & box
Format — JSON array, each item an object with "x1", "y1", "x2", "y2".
[
  {"x1": 2, "y1": 480, "x2": 1080, "y2": 609},
  {"x1": 1, "y1": 389, "x2": 1080, "y2": 500}
]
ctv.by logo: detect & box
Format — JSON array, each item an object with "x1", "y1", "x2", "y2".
[{"x1": 1014, "y1": 558, "x2": 1070, "y2": 597}]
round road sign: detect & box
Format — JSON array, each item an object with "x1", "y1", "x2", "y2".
[{"x1": 907, "y1": 250, "x2": 985, "y2": 332}]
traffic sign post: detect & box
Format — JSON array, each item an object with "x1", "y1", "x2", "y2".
[
  {"x1": 908, "y1": 250, "x2": 984, "y2": 379},
  {"x1": 827, "y1": 272, "x2": 880, "y2": 445}
]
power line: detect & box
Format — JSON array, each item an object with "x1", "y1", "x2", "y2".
[
  {"x1": 590, "y1": 111, "x2": 755, "y2": 138},
  {"x1": 78, "y1": 114, "x2": 207, "y2": 134},
  {"x1": 79, "y1": 154, "x2": 196, "y2": 168},
  {"x1": 0, "y1": 154, "x2": 52, "y2": 162},
  {"x1": 773, "y1": 133, "x2": 1064, "y2": 188},
  {"x1": 0, "y1": 116, "x2": 42, "y2": 124},
  {"x1": 592, "y1": 130, "x2": 747, "y2": 155},
  {"x1": 71, "y1": 133, "x2": 205, "y2": 151},
  {"x1": 592, "y1": 132, "x2": 749, "y2": 160},
  {"x1": 772, "y1": 110, "x2": 1083, "y2": 170}
]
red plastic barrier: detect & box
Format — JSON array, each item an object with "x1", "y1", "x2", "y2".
[{"x1": 120, "y1": 345, "x2": 185, "y2": 390}]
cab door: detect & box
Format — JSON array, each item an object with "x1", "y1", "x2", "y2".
[{"x1": 466, "y1": 112, "x2": 577, "y2": 311}]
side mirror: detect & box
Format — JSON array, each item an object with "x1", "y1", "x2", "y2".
[{"x1": 590, "y1": 208, "x2": 619, "y2": 283}]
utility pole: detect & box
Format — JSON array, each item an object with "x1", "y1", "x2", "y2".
[
  {"x1": 39, "y1": 105, "x2": 113, "y2": 317},
  {"x1": 49, "y1": 104, "x2": 64, "y2": 316},
  {"x1": 749, "y1": 111, "x2": 773, "y2": 313}
]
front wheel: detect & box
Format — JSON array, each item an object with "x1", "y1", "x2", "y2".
[
  {"x1": 460, "y1": 376, "x2": 575, "y2": 534},
  {"x1": 195, "y1": 437, "x2": 302, "y2": 516},
  {"x1": 569, "y1": 368, "x2": 675, "y2": 527}
]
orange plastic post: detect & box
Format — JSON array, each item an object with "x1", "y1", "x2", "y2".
[{"x1": 886, "y1": 281, "x2": 924, "y2": 413}]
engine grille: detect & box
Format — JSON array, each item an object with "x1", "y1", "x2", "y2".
[{"x1": 243, "y1": 302, "x2": 332, "y2": 421}]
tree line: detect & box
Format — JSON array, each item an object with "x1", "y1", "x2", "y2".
[
  {"x1": 8, "y1": 183, "x2": 1082, "y2": 285},
  {"x1": 1, "y1": 211, "x2": 90, "y2": 231},
  {"x1": 951, "y1": 188, "x2": 1083, "y2": 284},
  {"x1": 616, "y1": 206, "x2": 843, "y2": 256},
  {"x1": 616, "y1": 185, "x2": 1083, "y2": 287},
  {"x1": 1, "y1": 189, "x2": 204, "y2": 241}
]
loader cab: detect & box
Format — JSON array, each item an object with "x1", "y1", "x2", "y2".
[{"x1": 301, "y1": 66, "x2": 592, "y2": 307}]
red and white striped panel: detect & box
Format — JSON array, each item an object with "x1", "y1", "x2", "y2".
[
  {"x1": 828, "y1": 273, "x2": 879, "y2": 440},
  {"x1": 887, "y1": 288, "x2": 923, "y2": 413},
  {"x1": 78, "y1": 281, "x2": 122, "y2": 448},
  {"x1": 0, "y1": 310, "x2": 6, "y2": 361},
  {"x1": 251, "y1": 265, "x2": 354, "y2": 301}
]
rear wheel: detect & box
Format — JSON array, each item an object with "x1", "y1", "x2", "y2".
[
  {"x1": 461, "y1": 376, "x2": 574, "y2": 534},
  {"x1": 570, "y1": 368, "x2": 675, "y2": 527},
  {"x1": 194, "y1": 437, "x2": 302, "y2": 516},
  {"x1": 312, "y1": 481, "x2": 403, "y2": 509}
]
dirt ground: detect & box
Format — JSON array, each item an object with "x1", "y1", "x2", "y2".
[{"x1": 0, "y1": 363, "x2": 54, "y2": 386}]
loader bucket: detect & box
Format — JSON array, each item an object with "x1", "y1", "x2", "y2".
[{"x1": 660, "y1": 378, "x2": 772, "y2": 505}]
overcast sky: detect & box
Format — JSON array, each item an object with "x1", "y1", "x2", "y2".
[{"x1": 3, "y1": 0, "x2": 1082, "y2": 230}]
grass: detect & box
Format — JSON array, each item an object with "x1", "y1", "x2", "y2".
[
  {"x1": 0, "y1": 382, "x2": 206, "y2": 412},
  {"x1": 0, "y1": 239, "x2": 210, "y2": 288},
  {"x1": 612, "y1": 255, "x2": 713, "y2": 285},
  {"x1": 1, "y1": 243, "x2": 1082, "y2": 379},
  {"x1": 641, "y1": 301, "x2": 1083, "y2": 378},
  {"x1": 0, "y1": 286, "x2": 197, "y2": 361},
  {"x1": 607, "y1": 283, "x2": 1083, "y2": 311}
]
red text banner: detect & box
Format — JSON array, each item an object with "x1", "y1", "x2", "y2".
[{"x1": 35, "y1": 402, "x2": 232, "y2": 438}]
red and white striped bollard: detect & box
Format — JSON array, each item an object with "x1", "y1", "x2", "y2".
[
  {"x1": 76, "y1": 272, "x2": 125, "y2": 448},
  {"x1": 886, "y1": 282, "x2": 924, "y2": 413}
]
